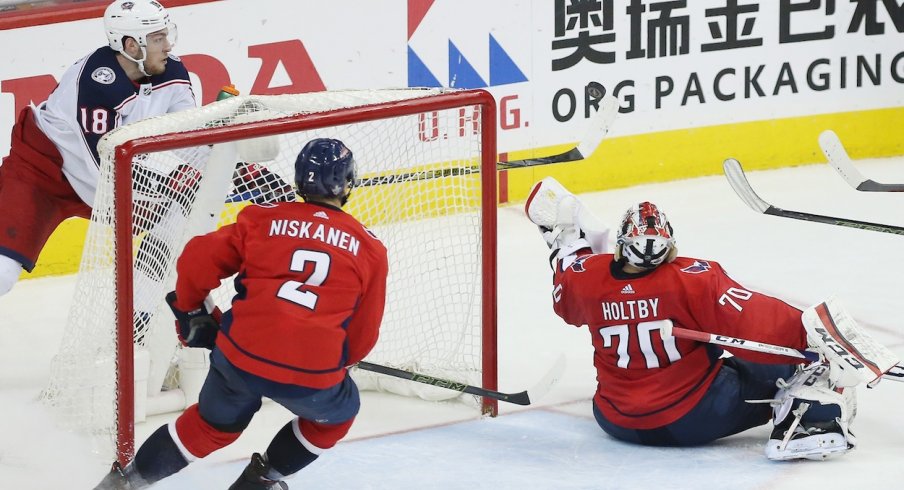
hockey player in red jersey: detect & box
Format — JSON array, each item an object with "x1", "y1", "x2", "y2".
[
  {"x1": 0, "y1": 0, "x2": 194, "y2": 297},
  {"x1": 525, "y1": 176, "x2": 896, "y2": 461},
  {"x1": 95, "y1": 138, "x2": 388, "y2": 489}
]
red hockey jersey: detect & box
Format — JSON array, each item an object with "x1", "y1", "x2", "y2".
[
  {"x1": 173, "y1": 201, "x2": 388, "y2": 389},
  {"x1": 552, "y1": 254, "x2": 807, "y2": 429}
]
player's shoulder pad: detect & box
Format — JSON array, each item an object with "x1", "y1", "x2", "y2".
[
  {"x1": 362, "y1": 225, "x2": 382, "y2": 242},
  {"x1": 78, "y1": 47, "x2": 140, "y2": 109}
]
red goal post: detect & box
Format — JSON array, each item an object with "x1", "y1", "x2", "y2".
[{"x1": 44, "y1": 88, "x2": 499, "y2": 464}]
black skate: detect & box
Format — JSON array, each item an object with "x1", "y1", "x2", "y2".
[
  {"x1": 228, "y1": 453, "x2": 289, "y2": 490},
  {"x1": 94, "y1": 461, "x2": 146, "y2": 490}
]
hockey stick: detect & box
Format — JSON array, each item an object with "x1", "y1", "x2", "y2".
[
  {"x1": 819, "y1": 130, "x2": 904, "y2": 192},
  {"x1": 221, "y1": 89, "x2": 619, "y2": 199},
  {"x1": 723, "y1": 158, "x2": 904, "y2": 235},
  {"x1": 357, "y1": 90, "x2": 620, "y2": 187},
  {"x1": 355, "y1": 354, "x2": 567, "y2": 406},
  {"x1": 661, "y1": 324, "x2": 904, "y2": 383}
]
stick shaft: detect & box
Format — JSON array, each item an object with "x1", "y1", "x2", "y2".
[
  {"x1": 668, "y1": 326, "x2": 904, "y2": 383},
  {"x1": 355, "y1": 361, "x2": 531, "y2": 405}
]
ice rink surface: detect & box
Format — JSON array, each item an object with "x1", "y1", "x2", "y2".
[{"x1": 2, "y1": 156, "x2": 903, "y2": 489}]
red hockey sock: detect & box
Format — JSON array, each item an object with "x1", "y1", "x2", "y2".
[{"x1": 174, "y1": 404, "x2": 242, "y2": 458}]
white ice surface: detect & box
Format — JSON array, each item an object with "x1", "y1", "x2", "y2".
[{"x1": 1, "y1": 157, "x2": 903, "y2": 489}]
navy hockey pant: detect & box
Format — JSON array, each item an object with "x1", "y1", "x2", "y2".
[
  {"x1": 198, "y1": 348, "x2": 361, "y2": 431},
  {"x1": 593, "y1": 357, "x2": 796, "y2": 446}
]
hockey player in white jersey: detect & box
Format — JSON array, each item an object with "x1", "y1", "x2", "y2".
[{"x1": 0, "y1": 0, "x2": 194, "y2": 296}]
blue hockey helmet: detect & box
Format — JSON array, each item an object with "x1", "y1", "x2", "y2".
[{"x1": 294, "y1": 138, "x2": 357, "y2": 202}]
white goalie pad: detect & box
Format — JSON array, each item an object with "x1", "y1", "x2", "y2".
[
  {"x1": 801, "y1": 297, "x2": 899, "y2": 388},
  {"x1": 766, "y1": 362, "x2": 857, "y2": 461}
]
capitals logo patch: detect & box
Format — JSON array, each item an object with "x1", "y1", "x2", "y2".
[
  {"x1": 91, "y1": 67, "x2": 116, "y2": 85},
  {"x1": 569, "y1": 256, "x2": 590, "y2": 273},
  {"x1": 680, "y1": 260, "x2": 711, "y2": 274}
]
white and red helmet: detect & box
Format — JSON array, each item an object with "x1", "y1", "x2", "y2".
[{"x1": 616, "y1": 201, "x2": 677, "y2": 269}]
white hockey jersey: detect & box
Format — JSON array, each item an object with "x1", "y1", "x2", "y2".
[{"x1": 33, "y1": 46, "x2": 196, "y2": 206}]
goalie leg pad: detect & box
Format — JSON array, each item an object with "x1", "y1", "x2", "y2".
[
  {"x1": 802, "y1": 297, "x2": 900, "y2": 387},
  {"x1": 765, "y1": 363, "x2": 856, "y2": 461}
]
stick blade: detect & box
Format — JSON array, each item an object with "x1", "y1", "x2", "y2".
[
  {"x1": 575, "y1": 93, "x2": 619, "y2": 160},
  {"x1": 885, "y1": 365, "x2": 904, "y2": 382},
  {"x1": 819, "y1": 130, "x2": 866, "y2": 190},
  {"x1": 722, "y1": 158, "x2": 770, "y2": 214},
  {"x1": 820, "y1": 129, "x2": 904, "y2": 192},
  {"x1": 524, "y1": 354, "x2": 567, "y2": 405}
]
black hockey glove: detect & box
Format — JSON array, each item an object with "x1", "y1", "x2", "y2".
[{"x1": 165, "y1": 291, "x2": 220, "y2": 349}]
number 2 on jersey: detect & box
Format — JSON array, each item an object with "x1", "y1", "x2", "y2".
[{"x1": 276, "y1": 249, "x2": 330, "y2": 310}]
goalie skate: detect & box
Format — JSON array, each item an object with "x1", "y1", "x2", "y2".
[
  {"x1": 765, "y1": 419, "x2": 851, "y2": 461},
  {"x1": 765, "y1": 362, "x2": 856, "y2": 461}
]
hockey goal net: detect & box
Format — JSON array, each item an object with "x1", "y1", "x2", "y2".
[{"x1": 40, "y1": 88, "x2": 498, "y2": 462}]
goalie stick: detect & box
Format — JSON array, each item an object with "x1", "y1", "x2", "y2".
[
  {"x1": 223, "y1": 87, "x2": 618, "y2": 198},
  {"x1": 358, "y1": 89, "x2": 620, "y2": 187},
  {"x1": 819, "y1": 130, "x2": 904, "y2": 192},
  {"x1": 723, "y1": 158, "x2": 904, "y2": 235},
  {"x1": 354, "y1": 354, "x2": 567, "y2": 406},
  {"x1": 661, "y1": 324, "x2": 904, "y2": 383}
]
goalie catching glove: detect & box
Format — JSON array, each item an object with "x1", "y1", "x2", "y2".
[
  {"x1": 525, "y1": 176, "x2": 610, "y2": 268},
  {"x1": 165, "y1": 291, "x2": 222, "y2": 349}
]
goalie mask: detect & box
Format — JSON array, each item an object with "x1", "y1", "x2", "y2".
[
  {"x1": 104, "y1": 0, "x2": 177, "y2": 76},
  {"x1": 615, "y1": 201, "x2": 677, "y2": 269},
  {"x1": 295, "y1": 138, "x2": 357, "y2": 204}
]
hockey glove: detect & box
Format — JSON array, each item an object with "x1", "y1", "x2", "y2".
[
  {"x1": 165, "y1": 291, "x2": 221, "y2": 349},
  {"x1": 232, "y1": 162, "x2": 295, "y2": 204},
  {"x1": 162, "y1": 163, "x2": 203, "y2": 203}
]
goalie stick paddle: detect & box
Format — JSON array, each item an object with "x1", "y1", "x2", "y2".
[
  {"x1": 662, "y1": 324, "x2": 904, "y2": 383},
  {"x1": 357, "y1": 89, "x2": 620, "y2": 187},
  {"x1": 819, "y1": 130, "x2": 904, "y2": 192},
  {"x1": 355, "y1": 354, "x2": 567, "y2": 406},
  {"x1": 723, "y1": 158, "x2": 904, "y2": 236}
]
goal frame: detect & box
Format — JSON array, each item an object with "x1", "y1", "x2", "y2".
[{"x1": 110, "y1": 89, "x2": 499, "y2": 463}]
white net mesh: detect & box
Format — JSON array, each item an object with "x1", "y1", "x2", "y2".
[{"x1": 39, "y1": 88, "x2": 495, "y2": 456}]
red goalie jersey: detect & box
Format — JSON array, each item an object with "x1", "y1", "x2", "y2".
[
  {"x1": 172, "y1": 201, "x2": 388, "y2": 389},
  {"x1": 552, "y1": 254, "x2": 808, "y2": 429}
]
